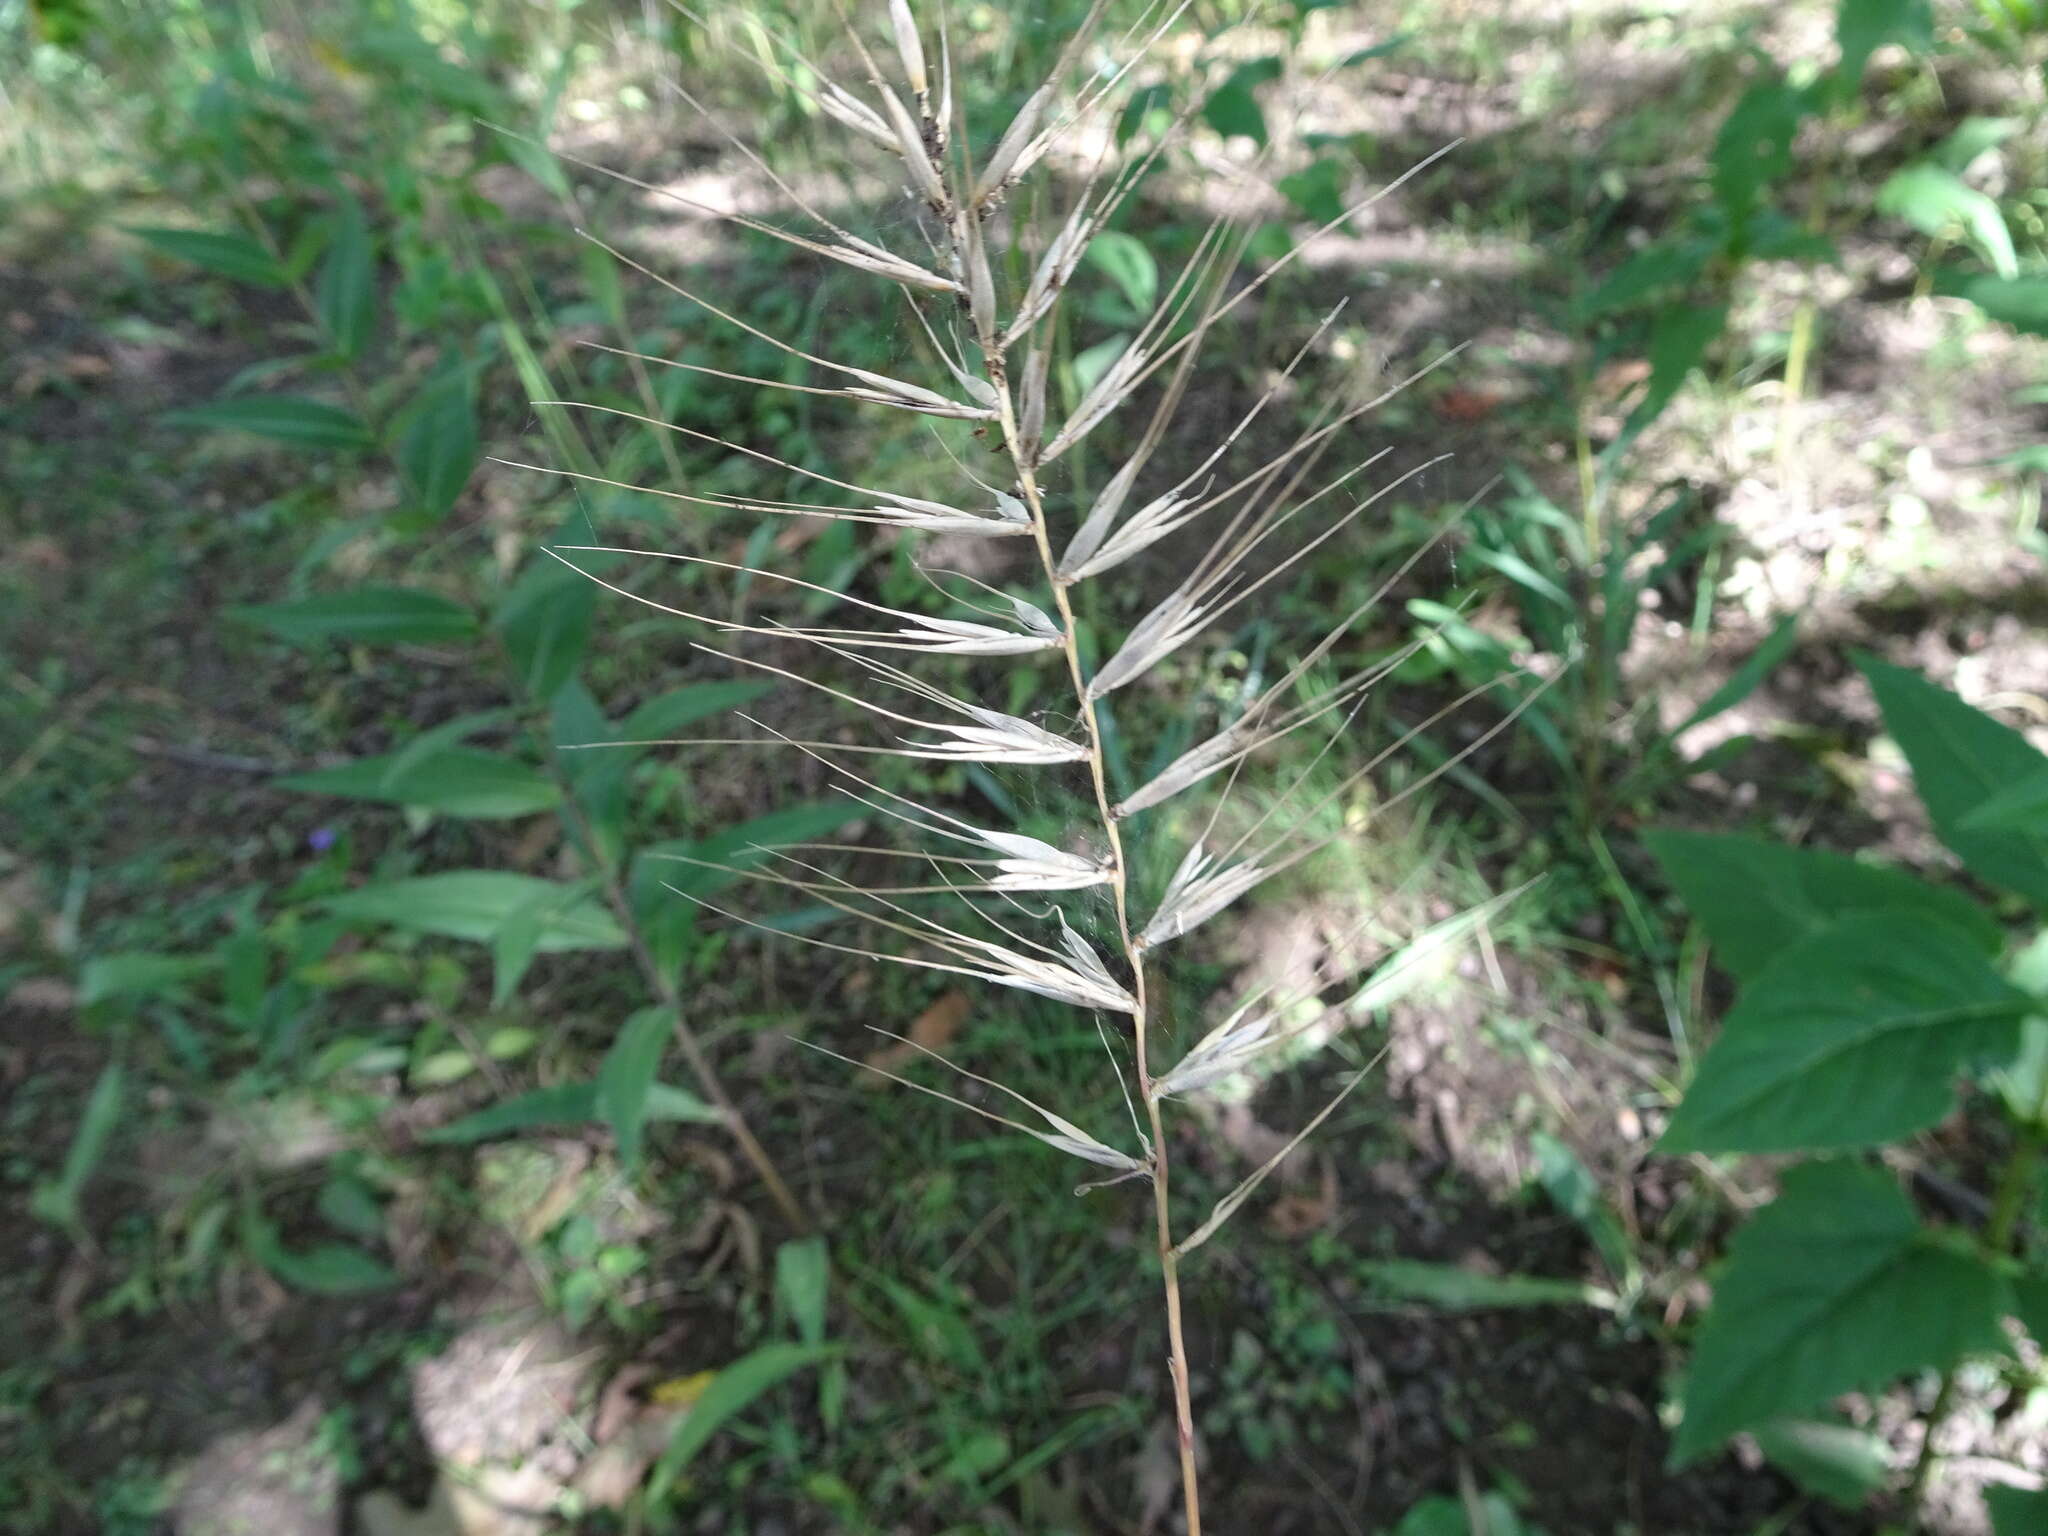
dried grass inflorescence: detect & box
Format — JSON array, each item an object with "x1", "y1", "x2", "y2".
[{"x1": 538, "y1": 5, "x2": 1513, "y2": 1527}]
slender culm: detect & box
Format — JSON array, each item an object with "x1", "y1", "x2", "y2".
[{"x1": 541, "y1": 6, "x2": 1497, "y2": 1527}]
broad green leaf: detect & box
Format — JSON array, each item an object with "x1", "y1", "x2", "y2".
[
  {"x1": 648, "y1": 1343, "x2": 840, "y2": 1499},
  {"x1": 1749, "y1": 1417, "x2": 1891, "y2": 1507},
  {"x1": 315, "y1": 197, "x2": 376, "y2": 358},
  {"x1": 1671, "y1": 1160, "x2": 2007, "y2": 1464},
  {"x1": 597, "y1": 1005, "x2": 670, "y2": 1170},
  {"x1": 2013, "y1": 1269, "x2": 2048, "y2": 1349},
  {"x1": 1391, "y1": 1493, "x2": 1544, "y2": 1536},
  {"x1": 1961, "y1": 771, "x2": 2048, "y2": 833},
  {"x1": 29, "y1": 1062, "x2": 123, "y2": 1232},
  {"x1": 1711, "y1": 81, "x2": 1807, "y2": 223},
  {"x1": 496, "y1": 563, "x2": 595, "y2": 702},
  {"x1": 232, "y1": 585, "x2": 476, "y2": 646},
  {"x1": 396, "y1": 371, "x2": 478, "y2": 520},
  {"x1": 424, "y1": 1078, "x2": 718, "y2": 1144},
  {"x1": 350, "y1": 25, "x2": 506, "y2": 116},
  {"x1": 1616, "y1": 302, "x2": 1727, "y2": 452},
  {"x1": 1201, "y1": 58, "x2": 1281, "y2": 146},
  {"x1": 1645, "y1": 830, "x2": 2000, "y2": 981},
  {"x1": 620, "y1": 681, "x2": 775, "y2": 740},
  {"x1": 326, "y1": 872, "x2": 626, "y2": 951},
  {"x1": 1988, "y1": 1487, "x2": 2048, "y2": 1536},
  {"x1": 1878, "y1": 163, "x2": 2018, "y2": 278},
  {"x1": 1673, "y1": 614, "x2": 1798, "y2": 737},
  {"x1": 1085, "y1": 231, "x2": 1158, "y2": 315},
  {"x1": 129, "y1": 225, "x2": 285, "y2": 286},
  {"x1": 317, "y1": 1173, "x2": 386, "y2": 1240},
  {"x1": 1358, "y1": 1260, "x2": 1602, "y2": 1310},
  {"x1": 1859, "y1": 657, "x2": 2048, "y2": 908},
  {"x1": 1835, "y1": 0, "x2": 1933, "y2": 90},
  {"x1": 79, "y1": 951, "x2": 215, "y2": 1005},
  {"x1": 776, "y1": 1236, "x2": 830, "y2": 1345},
  {"x1": 1276, "y1": 157, "x2": 1347, "y2": 226},
  {"x1": 164, "y1": 395, "x2": 374, "y2": 450},
  {"x1": 382, "y1": 708, "x2": 516, "y2": 781},
  {"x1": 490, "y1": 879, "x2": 589, "y2": 1008},
  {"x1": 1943, "y1": 273, "x2": 2048, "y2": 336},
  {"x1": 1116, "y1": 81, "x2": 1172, "y2": 146},
  {"x1": 280, "y1": 748, "x2": 558, "y2": 820},
  {"x1": 1660, "y1": 911, "x2": 2029, "y2": 1152},
  {"x1": 1071, "y1": 334, "x2": 1129, "y2": 398},
  {"x1": 1585, "y1": 238, "x2": 1715, "y2": 317},
  {"x1": 243, "y1": 1205, "x2": 396, "y2": 1295}
]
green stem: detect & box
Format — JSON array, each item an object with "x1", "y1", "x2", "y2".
[
  {"x1": 1907, "y1": 1107, "x2": 2045, "y2": 1521},
  {"x1": 527, "y1": 705, "x2": 810, "y2": 1233}
]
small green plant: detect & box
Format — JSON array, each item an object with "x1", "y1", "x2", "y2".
[{"x1": 1648, "y1": 655, "x2": 2048, "y2": 1528}]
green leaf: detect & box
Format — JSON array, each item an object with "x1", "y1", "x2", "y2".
[
  {"x1": 424, "y1": 1079, "x2": 718, "y2": 1144},
  {"x1": 1202, "y1": 60, "x2": 1281, "y2": 146},
  {"x1": 164, "y1": 395, "x2": 374, "y2": 450},
  {"x1": 350, "y1": 25, "x2": 506, "y2": 116},
  {"x1": 1943, "y1": 272, "x2": 2048, "y2": 336},
  {"x1": 1644, "y1": 829, "x2": 2000, "y2": 981},
  {"x1": 648, "y1": 1343, "x2": 840, "y2": 1499},
  {"x1": 1116, "y1": 81, "x2": 1172, "y2": 147},
  {"x1": 1071, "y1": 333, "x2": 1129, "y2": 398},
  {"x1": 1711, "y1": 81, "x2": 1807, "y2": 223},
  {"x1": 315, "y1": 197, "x2": 376, "y2": 359},
  {"x1": 1673, "y1": 614, "x2": 1798, "y2": 737},
  {"x1": 1530, "y1": 1132, "x2": 1637, "y2": 1291},
  {"x1": 243, "y1": 1206, "x2": 396, "y2": 1295},
  {"x1": 1749, "y1": 1417, "x2": 1891, "y2": 1507},
  {"x1": 1277, "y1": 156, "x2": 1349, "y2": 226},
  {"x1": 1878, "y1": 163, "x2": 2018, "y2": 279},
  {"x1": 1859, "y1": 656, "x2": 2048, "y2": 908},
  {"x1": 620, "y1": 681, "x2": 775, "y2": 740},
  {"x1": 317, "y1": 1174, "x2": 387, "y2": 1240},
  {"x1": 1833, "y1": 0, "x2": 1933, "y2": 97},
  {"x1": 776, "y1": 1237, "x2": 830, "y2": 1346},
  {"x1": 1358, "y1": 1259, "x2": 1603, "y2": 1310},
  {"x1": 1085, "y1": 231, "x2": 1158, "y2": 316},
  {"x1": 1671, "y1": 1160, "x2": 2008, "y2": 1464},
  {"x1": 326, "y1": 872, "x2": 627, "y2": 951},
  {"x1": 129, "y1": 226, "x2": 285, "y2": 286},
  {"x1": 597, "y1": 1005, "x2": 670, "y2": 1170},
  {"x1": 2010, "y1": 1268, "x2": 2048, "y2": 1352},
  {"x1": 1661, "y1": 912, "x2": 2029, "y2": 1153},
  {"x1": 29, "y1": 1062, "x2": 123, "y2": 1232},
  {"x1": 1638, "y1": 303, "x2": 1727, "y2": 425},
  {"x1": 1961, "y1": 771, "x2": 2048, "y2": 833},
  {"x1": 280, "y1": 748, "x2": 559, "y2": 820},
  {"x1": 79, "y1": 951, "x2": 215, "y2": 1005},
  {"x1": 1585, "y1": 239, "x2": 1716, "y2": 317},
  {"x1": 496, "y1": 563, "x2": 595, "y2": 702},
  {"x1": 1988, "y1": 1486, "x2": 2048, "y2": 1536},
  {"x1": 231, "y1": 585, "x2": 476, "y2": 646},
  {"x1": 632, "y1": 802, "x2": 858, "y2": 978},
  {"x1": 869, "y1": 1273, "x2": 985, "y2": 1369},
  {"x1": 490, "y1": 880, "x2": 589, "y2": 1008},
  {"x1": 396, "y1": 371, "x2": 478, "y2": 521}
]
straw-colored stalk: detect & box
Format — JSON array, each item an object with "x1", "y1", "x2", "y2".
[{"x1": 534, "y1": 5, "x2": 1525, "y2": 1527}]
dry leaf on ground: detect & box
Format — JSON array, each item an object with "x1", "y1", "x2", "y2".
[{"x1": 863, "y1": 988, "x2": 970, "y2": 1078}]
